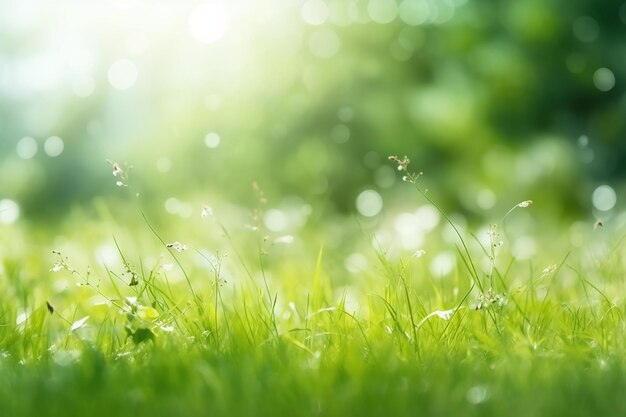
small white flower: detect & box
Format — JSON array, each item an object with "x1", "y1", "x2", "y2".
[
  {"x1": 413, "y1": 249, "x2": 426, "y2": 258},
  {"x1": 166, "y1": 242, "x2": 188, "y2": 252},
  {"x1": 517, "y1": 200, "x2": 533, "y2": 208},
  {"x1": 541, "y1": 264, "x2": 557, "y2": 276},
  {"x1": 107, "y1": 160, "x2": 124, "y2": 177},
  {"x1": 112, "y1": 164, "x2": 123, "y2": 177},
  {"x1": 50, "y1": 263, "x2": 64, "y2": 272},
  {"x1": 201, "y1": 205, "x2": 213, "y2": 218},
  {"x1": 116, "y1": 181, "x2": 124, "y2": 187}
]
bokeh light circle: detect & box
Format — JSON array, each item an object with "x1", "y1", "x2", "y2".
[
  {"x1": 16, "y1": 137, "x2": 38, "y2": 159},
  {"x1": 356, "y1": 189, "x2": 383, "y2": 217},
  {"x1": 593, "y1": 68, "x2": 615, "y2": 92},
  {"x1": 0, "y1": 199, "x2": 20, "y2": 224},
  {"x1": 309, "y1": 28, "x2": 341, "y2": 59},
  {"x1": 368, "y1": 0, "x2": 398, "y2": 24},
  {"x1": 204, "y1": 132, "x2": 221, "y2": 148},
  {"x1": 108, "y1": 59, "x2": 138, "y2": 90},
  {"x1": 44, "y1": 136, "x2": 64, "y2": 157},
  {"x1": 301, "y1": 0, "x2": 329, "y2": 25},
  {"x1": 592, "y1": 185, "x2": 616, "y2": 211}
]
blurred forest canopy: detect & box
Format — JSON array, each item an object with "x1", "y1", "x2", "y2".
[{"x1": 0, "y1": 0, "x2": 624, "y2": 227}]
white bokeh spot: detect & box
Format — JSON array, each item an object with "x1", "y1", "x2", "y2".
[
  {"x1": 592, "y1": 185, "x2": 616, "y2": 211},
  {"x1": 356, "y1": 189, "x2": 383, "y2": 217},
  {"x1": 108, "y1": 59, "x2": 138, "y2": 90},
  {"x1": 44, "y1": 136, "x2": 64, "y2": 157},
  {"x1": 0, "y1": 199, "x2": 20, "y2": 224},
  {"x1": 16, "y1": 137, "x2": 38, "y2": 159},
  {"x1": 204, "y1": 132, "x2": 221, "y2": 148}
]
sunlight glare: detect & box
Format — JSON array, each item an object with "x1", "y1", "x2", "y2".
[
  {"x1": 108, "y1": 59, "x2": 138, "y2": 90},
  {"x1": 188, "y1": 2, "x2": 230, "y2": 44}
]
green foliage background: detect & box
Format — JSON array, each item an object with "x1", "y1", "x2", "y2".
[{"x1": 0, "y1": 0, "x2": 624, "y2": 228}]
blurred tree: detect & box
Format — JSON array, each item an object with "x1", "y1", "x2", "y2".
[{"x1": 0, "y1": 0, "x2": 623, "y2": 224}]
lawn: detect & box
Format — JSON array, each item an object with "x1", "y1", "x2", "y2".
[
  {"x1": 2, "y1": 158, "x2": 625, "y2": 417},
  {"x1": 2, "y1": 1, "x2": 625, "y2": 415}
]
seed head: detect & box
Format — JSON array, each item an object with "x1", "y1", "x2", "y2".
[{"x1": 594, "y1": 219, "x2": 604, "y2": 230}]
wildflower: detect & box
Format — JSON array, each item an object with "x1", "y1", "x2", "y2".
[
  {"x1": 201, "y1": 205, "x2": 213, "y2": 218},
  {"x1": 517, "y1": 200, "x2": 533, "y2": 208},
  {"x1": 111, "y1": 162, "x2": 123, "y2": 177},
  {"x1": 106, "y1": 159, "x2": 132, "y2": 187},
  {"x1": 413, "y1": 249, "x2": 426, "y2": 258},
  {"x1": 50, "y1": 250, "x2": 76, "y2": 274},
  {"x1": 388, "y1": 155, "x2": 411, "y2": 172},
  {"x1": 166, "y1": 242, "x2": 188, "y2": 252},
  {"x1": 475, "y1": 288, "x2": 507, "y2": 310},
  {"x1": 541, "y1": 264, "x2": 557, "y2": 277},
  {"x1": 107, "y1": 160, "x2": 124, "y2": 176},
  {"x1": 50, "y1": 263, "x2": 64, "y2": 272}
]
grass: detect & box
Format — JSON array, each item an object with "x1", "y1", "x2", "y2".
[{"x1": 1, "y1": 159, "x2": 626, "y2": 416}]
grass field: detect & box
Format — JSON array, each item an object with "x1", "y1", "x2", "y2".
[{"x1": 2, "y1": 159, "x2": 626, "y2": 417}]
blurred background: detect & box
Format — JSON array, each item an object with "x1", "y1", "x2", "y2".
[{"x1": 1, "y1": 0, "x2": 625, "y2": 267}]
